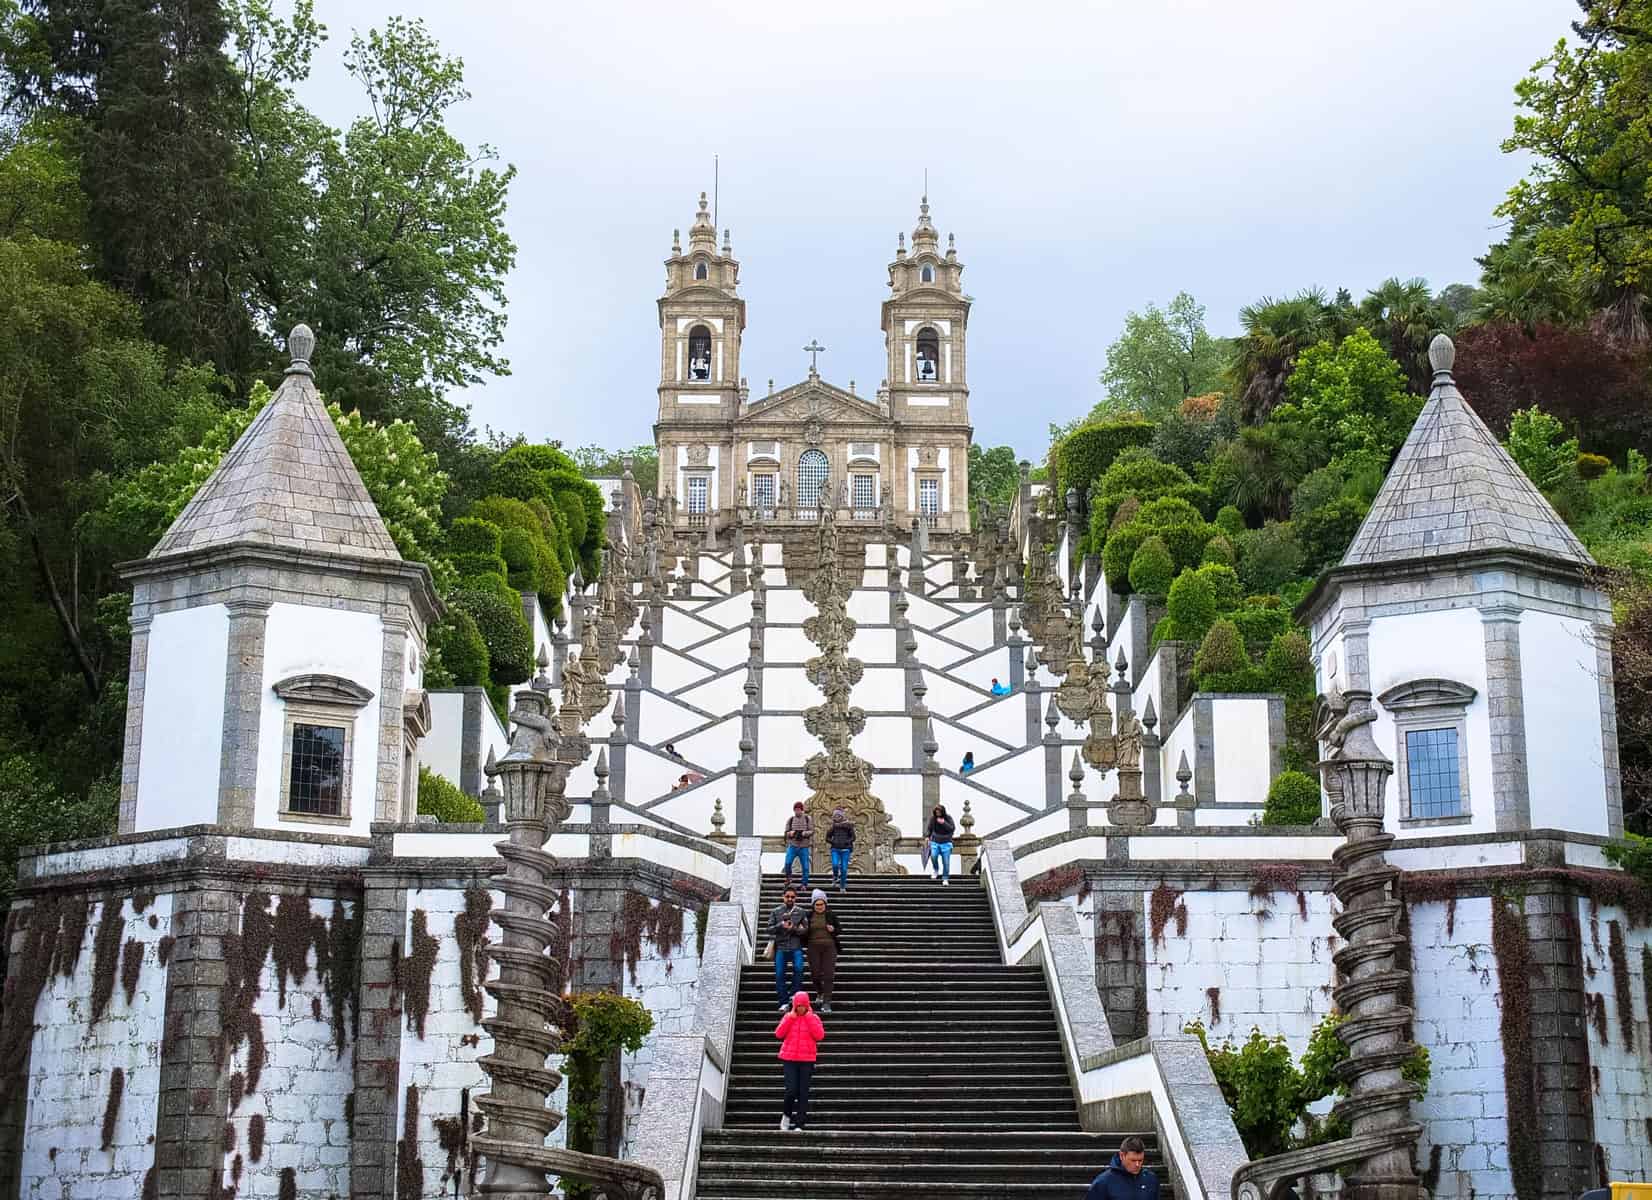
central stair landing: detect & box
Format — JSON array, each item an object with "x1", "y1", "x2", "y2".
[{"x1": 695, "y1": 873, "x2": 1166, "y2": 1197}]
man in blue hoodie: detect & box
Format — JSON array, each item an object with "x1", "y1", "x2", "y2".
[{"x1": 1087, "y1": 1136, "x2": 1159, "y2": 1200}]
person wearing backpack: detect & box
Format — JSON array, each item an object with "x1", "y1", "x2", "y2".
[
  {"x1": 926, "y1": 803, "x2": 957, "y2": 884},
  {"x1": 768, "y1": 886, "x2": 809, "y2": 1010},
  {"x1": 781, "y1": 801, "x2": 814, "y2": 887},
  {"x1": 775, "y1": 990, "x2": 826, "y2": 1132},
  {"x1": 826, "y1": 807, "x2": 855, "y2": 891}
]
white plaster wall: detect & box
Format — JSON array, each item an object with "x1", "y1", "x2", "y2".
[
  {"x1": 949, "y1": 696, "x2": 1027, "y2": 749},
  {"x1": 761, "y1": 668, "x2": 814, "y2": 711},
  {"x1": 675, "y1": 670, "x2": 748, "y2": 717},
  {"x1": 1367, "y1": 608, "x2": 1495, "y2": 837},
  {"x1": 695, "y1": 629, "x2": 752, "y2": 671},
  {"x1": 853, "y1": 716, "x2": 910, "y2": 766},
  {"x1": 418, "y1": 691, "x2": 466, "y2": 789},
  {"x1": 1577, "y1": 899, "x2": 1652, "y2": 1182},
  {"x1": 758, "y1": 716, "x2": 813, "y2": 768},
  {"x1": 652, "y1": 646, "x2": 713, "y2": 695},
  {"x1": 1145, "y1": 888, "x2": 1337, "y2": 1053},
  {"x1": 1107, "y1": 601, "x2": 1145, "y2": 684},
  {"x1": 135, "y1": 604, "x2": 229, "y2": 831},
  {"x1": 221, "y1": 894, "x2": 355, "y2": 1198},
  {"x1": 941, "y1": 608, "x2": 995, "y2": 652},
  {"x1": 1210, "y1": 696, "x2": 1274, "y2": 806},
  {"x1": 256, "y1": 602, "x2": 384, "y2": 836},
  {"x1": 764, "y1": 591, "x2": 811, "y2": 623},
  {"x1": 853, "y1": 667, "x2": 906, "y2": 711},
  {"x1": 629, "y1": 747, "x2": 701, "y2": 804},
  {"x1": 765, "y1": 627, "x2": 816, "y2": 663},
  {"x1": 634, "y1": 692, "x2": 710, "y2": 745},
  {"x1": 673, "y1": 715, "x2": 744, "y2": 771},
  {"x1": 19, "y1": 894, "x2": 172, "y2": 1198},
  {"x1": 1134, "y1": 646, "x2": 1170, "y2": 726},
  {"x1": 1161, "y1": 701, "x2": 1199, "y2": 806},
  {"x1": 952, "y1": 648, "x2": 1014, "y2": 691},
  {"x1": 692, "y1": 589, "x2": 753, "y2": 628},
  {"x1": 659, "y1": 605, "x2": 722, "y2": 651},
  {"x1": 846, "y1": 590, "x2": 886, "y2": 626},
  {"x1": 848, "y1": 627, "x2": 896, "y2": 664},
  {"x1": 903, "y1": 594, "x2": 954, "y2": 630},
  {"x1": 916, "y1": 671, "x2": 980, "y2": 718},
  {"x1": 969, "y1": 745, "x2": 1046, "y2": 799},
  {"x1": 937, "y1": 776, "x2": 1030, "y2": 836},
  {"x1": 1522, "y1": 613, "x2": 1609, "y2": 835},
  {"x1": 1409, "y1": 896, "x2": 1512, "y2": 1199}
]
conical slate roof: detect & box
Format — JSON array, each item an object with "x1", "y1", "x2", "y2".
[
  {"x1": 150, "y1": 325, "x2": 401, "y2": 561},
  {"x1": 1339, "y1": 334, "x2": 1593, "y2": 570}
]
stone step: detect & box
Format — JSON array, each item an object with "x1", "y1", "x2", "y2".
[{"x1": 701, "y1": 1130, "x2": 1155, "y2": 1150}]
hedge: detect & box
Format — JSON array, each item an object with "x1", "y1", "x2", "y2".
[
  {"x1": 1193, "y1": 618, "x2": 1248, "y2": 681},
  {"x1": 1214, "y1": 505, "x2": 1247, "y2": 539},
  {"x1": 1055, "y1": 420, "x2": 1155, "y2": 500},
  {"x1": 418, "y1": 766, "x2": 485, "y2": 822},
  {"x1": 1164, "y1": 569, "x2": 1218, "y2": 644},
  {"x1": 1201, "y1": 534, "x2": 1236, "y2": 567},
  {"x1": 451, "y1": 582, "x2": 534, "y2": 686},
  {"x1": 1262, "y1": 770, "x2": 1322, "y2": 826},
  {"x1": 1194, "y1": 563, "x2": 1243, "y2": 612}
]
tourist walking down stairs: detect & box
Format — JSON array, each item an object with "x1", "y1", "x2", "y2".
[
  {"x1": 782, "y1": 800, "x2": 814, "y2": 886},
  {"x1": 806, "y1": 889, "x2": 843, "y2": 1012},
  {"x1": 776, "y1": 990, "x2": 826, "y2": 1132},
  {"x1": 826, "y1": 806, "x2": 855, "y2": 891},
  {"x1": 927, "y1": 803, "x2": 957, "y2": 884},
  {"x1": 1088, "y1": 1136, "x2": 1160, "y2": 1200},
  {"x1": 769, "y1": 886, "x2": 808, "y2": 1010}
]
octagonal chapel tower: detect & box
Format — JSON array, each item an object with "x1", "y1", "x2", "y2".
[
  {"x1": 116, "y1": 326, "x2": 442, "y2": 838},
  {"x1": 1301, "y1": 334, "x2": 1620, "y2": 839}
]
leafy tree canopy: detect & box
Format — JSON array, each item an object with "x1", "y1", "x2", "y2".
[
  {"x1": 968, "y1": 443, "x2": 1021, "y2": 516},
  {"x1": 1097, "y1": 292, "x2": 1230, "y2": 420}
]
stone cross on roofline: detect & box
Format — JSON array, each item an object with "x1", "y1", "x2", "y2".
[{"x1": 803, "y1": 338, "x2": 826, "y2": 376}]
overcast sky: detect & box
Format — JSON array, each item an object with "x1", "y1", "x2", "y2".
[{"x1": 298, "y1": 0, "x2": 1571, "y2": 462}]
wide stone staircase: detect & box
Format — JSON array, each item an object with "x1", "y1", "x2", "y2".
[{"x1": 695, "y1": 873, "x2": 1166, "y2": 1197}]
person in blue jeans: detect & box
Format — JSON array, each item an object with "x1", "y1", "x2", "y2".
[
  {"x1": 781, "y1": 801, "x2": 813, "y2": 886},
  {"x1": 826, "y1": 807, "x2": 855, "y2": 891},
  {"x1": 769, "y1": 887, "x2": 809, "y2": 1009},
  {"x1": 926, "y1": 803, "x2": 957, "y2": 884}
]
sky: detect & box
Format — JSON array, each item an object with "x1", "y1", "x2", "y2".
[{"x1": 297, "y1": 0, "x2": 1573, "y2": 463}]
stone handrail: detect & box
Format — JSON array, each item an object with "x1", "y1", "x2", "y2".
[
  {"x1": 633, "y1": 837, "x2": 761, "y2": 1200},
  {"x1": 980, "y1": 839, "x2": 1249, "y2": 1200}
]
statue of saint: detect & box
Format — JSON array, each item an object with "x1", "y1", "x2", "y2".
[{"x1": 1114, "y1": 707, "x2": 1143, "y2": 771}]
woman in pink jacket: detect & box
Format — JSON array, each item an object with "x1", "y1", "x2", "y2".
[{"x1": 775, "y1": 989, "x2": 826, "y2": 1131}]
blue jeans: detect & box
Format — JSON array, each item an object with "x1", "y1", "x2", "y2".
[
  {"x1": 782, "y1": 845, "x2": 811, "y2": 884},
  {"x1": 774, "y1": 947, "x2": 804, "y2": 1006},
  {"x1": 931, "y1": 840, "x2": 954, "y2": 880},
  {"x1": 830, "y1": 847, "x2": 851, "y2": 887}
]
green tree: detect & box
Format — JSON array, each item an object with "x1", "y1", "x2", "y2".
[
  {"x1": 1358, "y1": 277, "x2": 1456, "y2": 393},
  {"x1": 567, "y1": 443, "x2": 659, "y2": 495},
  {"x1": 1270, "y1": 328, "x2": 1422, "y2": 468},
  {"x1": 1230, "y1": 289, "x2": 1350, "y2": 424},
  {"x1": 1505, "y1": 405, "x2": 1581, "y2": 493},
  {"x1": 1098, "y1": 292, "x2": 1228, "y2": 419},
  {"x1": 1499, "y1": 1, "x2": 1652, "y2": 344},
  {"x1": 968, "y1": 443, "x2": 1020, "y2": 515}
]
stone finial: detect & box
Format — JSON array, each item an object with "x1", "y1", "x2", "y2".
[
  {"x1": 922, "y1": 718, "x2": 939, "y2": 761},
  {"x1": 536, "y1": 644, "x2": 551, "y2": 672},
  {"x1": 611, "y1": 693, "x2": 626, "y2": 733},
  {"x1": 286, "y1": 323, "x2": 315, "y2": 376},
  {"x1": 1019, "y1": 460, "x2": 1031, "y2": 481},
  {"x1": 1045, "y1": 692, "x2": 1060, "y2": 733},
  {"x1": 1069, "y1": 750, "x2": 1085, "y2": 788},
  {"x1": 672, "y1": 228, "x2": 681, "y2": 253},
  {"x1": 1142, "y1": 695, "x2": 1157, "y2": 733},
  {"x1": 723, "y1": 227, "x2": 731, "y2": 252},
  {"x1": 593, "y1": 745, "x2": 609, "y2": 785},
  {"x1": 959, "y1": 794, "x2": 974, "y2": 835},
  {"x1": 1114, "y1": 647, "x2": 1128, "y2": 675},
  {"x1": 1428, "y1": 332, "x2": 1455, "y2": 376},
  {"x1": 710, "y1": 796, "x2": 726, "y2": 837},
  {"x1": 1176, "y1": 749, "x2": 1192, "y2": 796}
]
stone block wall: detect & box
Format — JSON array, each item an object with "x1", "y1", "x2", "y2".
[
  {"x1": 1577, "y1": 899, "x2": 1652, "y2": 1184},
  {"x1": 617, "y1": 898, "x2": 704, "y2": 1160},
  {"x1": 1409, "y1": 896, "x2": 1513, "y2": 1198},
  {"x1": 1143, "y1": 885, "x2": 1338, "y2": 1050},
  {"x1": 215, "y1": 892, "x2": 359, "y2": 1199},
  {"x1": 14, "y1": 892, "x2": 172, "y2": 1198}
]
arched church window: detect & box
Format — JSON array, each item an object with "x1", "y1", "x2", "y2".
[
  {"x1": 694, "y1": 261, "x2": 709, "y2": 281},
  {"x1": 921, "y1": 264, "x2": 934, "y2": 284},
  {"x1": 797, "y1": 448, "x2": 829, "y2": 511},
  {"x1": 916, "y1": 327, "x2": 939, "y2": 382},
  {"x1": 688, "y1": 325, "x2": 712, "y2": 381}
]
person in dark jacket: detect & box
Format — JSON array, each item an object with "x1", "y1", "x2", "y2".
[
  {"x1": 826, "y1": 807, "x2": 855, "y2": 891},
  {"x1": 769, "y1": 887, "x2": 809, "y2": 1010},
  {"x1": 782, "y1": 801, "x2": 814, "y2": 886},
  {"x1": 926, "y1": 804, "x2": 957, "y2": 884},
  {"x1": 805, "y1": 890, "x2": 843, "y2": 1012},
  {"x1": 1088, "y1": 1136, "x2": 1159, "y2": 1200}
]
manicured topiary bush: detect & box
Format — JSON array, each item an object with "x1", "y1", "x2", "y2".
[
  {"x1": 1230, "y1": 600, "x2": 1292, "y2": 661},
  {"x1": 450, "y1": 517, "x2": 508, "y2": 582},
  {"x1": 1193, "y1": 618, "x2": 1249, "y2": 682},
  {"x1": 1201, "y1": 534, "x2": 1236, "y2": 567},
  {"x1": 1164, "y1": 569, "x2": 1218, "y2": 644},
  {"x1": 426, "y1": 609, "x2": 490, "y2": 688},
  {"x1": 1237, "y1": 522, "x2": 1305, "y2": 594},
  {"x1": 1214, "y1": 505, "x2": 1247, "y2": 539},
  {"x1": 1128, "y1": 536, "x2": 1175, "y2": 595},
  {"x1": 418, "y1": 767, "x2": 485, "y2": 823},
  {"x1": 1103, "y1": 525, "x2": 1148, "y2": 595},
  {"x1": 451, "y1": 582, "x2": 534, "y2": 686},
  {"x1": 1056, "y1": 420, "x2": 1155, "y2": 499},
  {"x1": 1264, "y1": 631, "x2": 1313, "y2": 692},
  {"x1": 1262, "y1": 770, "x2": 1322, "y2": 826},
  {"x1": 1193, "y1": 562, "x2": 1242, "y2": 612}
]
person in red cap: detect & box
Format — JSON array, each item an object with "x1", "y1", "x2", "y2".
[
  {"x1": 775, "y1": 989, "x2": 826, "y2": 1131},
  {"x1": 782, "y1": 801, "x2": 814, "y2": 886}
]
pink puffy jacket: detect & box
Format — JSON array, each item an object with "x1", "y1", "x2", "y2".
[{"x1": 775, "y1": 998, "x2": 826, "y2": 1062}]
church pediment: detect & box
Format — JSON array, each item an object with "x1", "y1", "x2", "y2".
[{"x1": 738, "y1": 379, "x2": 888, "y2": 428}]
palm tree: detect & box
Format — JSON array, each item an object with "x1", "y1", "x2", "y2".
[
  {"x1": 1472, "y1": 236, "x2": 1586, "y2": 332},
  {"x1": 1360, "y1": 277, "x2": 1446, "y2": 393},
  {"x1": 1230, "y1": 290, "x2": 1336, "y2": 424}
]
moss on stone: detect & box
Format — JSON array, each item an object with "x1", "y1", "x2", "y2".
[
  {"x1": 454, "y1": 886, "x2": 492, "y2": 1025},
  {"x1": 397, "y1": 1085, "x2": 424, "y2": 1200},
  {"x1": 99, "y1": 1066, "x2": 124, "y2": 1150},
  {"x1": 401, "y1": 910, "x2": 439, "y2": 1037},
  {"x1": 120, "y1": 938, "x2": 143, "y2": 1007}
]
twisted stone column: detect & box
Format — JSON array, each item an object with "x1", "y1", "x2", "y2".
[{"x1": 1323, "y1": 690, "x2": 1424, "y2": 1200}]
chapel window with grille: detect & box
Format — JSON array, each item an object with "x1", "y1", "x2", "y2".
[
  {"x1": 797, "y1": 449, "x2": 829, "y2": 510},
  {"x1": 752, "y1": 473, "x2": 776, "y2": 514},
  {"x1": 918, "y1": 476, "x2": 940, "y2": 515},
  {"x1": 1404, "y1": 728, "x2": 1462, "y2": 819},
  {"x1": 686, "y1": 474, "x2": 709, "y2": 514},
  {"x1": 852, "y1": 474, "x2": 876, "y2": 511},
  {"x1": 287, "y1": 723, "x2": 346, "y2": 816}
]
